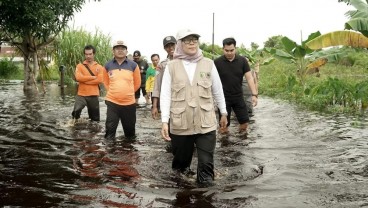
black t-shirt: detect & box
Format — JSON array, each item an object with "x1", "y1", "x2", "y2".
[
  {"x1": 214, "y1": 54, "x2": 250, "y2": 97},
  {"x1": 135, "y1": 59, "x2": 149, "y2": 87}
]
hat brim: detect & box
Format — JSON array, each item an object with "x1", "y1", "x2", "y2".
[
  {"x1": 164, "y1": 41, "x2": 177, "y2": 46},
  {"x1": 113, "y1": 44, "x2": 127, "y2": 48},
  {"x1": 178, "y1": 33, "x2": 200, "y2": 40}
]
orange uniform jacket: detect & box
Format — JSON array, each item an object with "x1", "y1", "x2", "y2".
[
  {"x1": 103, "y1": 58, "x2": 141, "y2": 106},
  {"x1": 75, "y1": 61, "x2": 104, "y2": 96}
]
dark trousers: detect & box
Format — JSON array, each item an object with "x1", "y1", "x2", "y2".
[
  {"x1": 105, "y1": 101, "x2": 136, "y2": 139},
  {"x1": 171, "y1": 130, "x2": 216, "y2": 184},
  {"x1": 135, "y1": 86, "x2": 147, "y2": 98},
  {"x1": 71, "y1": 95, "x2": 100, "y2": 121},
  {"x1": 219, "y1": 96, "x2": 249, "y2": 126}
]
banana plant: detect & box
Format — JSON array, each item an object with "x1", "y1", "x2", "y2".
[
  {"x1": 305, "y1": 30, "x2": 368, "y2": 49},
  {"x1": 343, "y1": 0, "x2": 368, "y2": 37},
  {"x1": 264, "y1": 31, "x2": 335, "y2": 86},
  {"x1": 268, "y1": 0, "x2": 368, "y2": 87},
  {"x1": 306, "y1": 0, "x2": 368, "y2": 50},
  {"x1": 200, "y1": 43, "x2": 274, "y2": 69},
  {"x1": 237, "y1": 47, "x2": 274, "y2": 67}
]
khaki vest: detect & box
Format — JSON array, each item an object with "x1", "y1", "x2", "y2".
[{"x1": 167, "y1": 58, "x2": 217, "y2": 135}]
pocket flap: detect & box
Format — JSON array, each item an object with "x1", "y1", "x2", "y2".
[
  {"x1": 197, "y1": 81, "x2": 212, "y2": 89},
  {"x1": 172, "y1": 84, "x2": 185, "y2": 93},
  {"x1": 200, "y1": 104, "x2": 213, "y2": 111},
  {"x1": 170, "y1": 107, "x2": 186, "y2": 114}
]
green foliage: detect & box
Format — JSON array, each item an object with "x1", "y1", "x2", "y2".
[
  {"x1": 53, "y1": 26, "x2": 113, "y2": 83},
  {"x1": 263, "y1": 35, "x2": 284, "y2": 49},
  {"x1": 37, "y1": 62, "x2": 60, "y2": 81},
  {"x1": 0, "y1": 0, "x2": 96, "y2": 91},
  {"x1": 263, "y1": 31, "x2": 351, "y2": 86},
  {"x1": 0, "y1": 58, "x2": 22, "y2": 79},
  {"x1": 308, "y1": 47, "x2": 347, "y2": 64},
  {"x1": 260, "y1": 56, "x2": 368, "y2": 114},
  {"x1": 342, "y1": 0, "x2": 368, "y2": 37},
  {"x1": 258, "y1": 59, "x2": 294, "y2": 96},
  {"x1": 200, "y1": 42, "x2": 274, "y2": 68},
  {"x1": 348, "y1": 49, "x2": 368, "y2": 67},
  {"x1": 309, "y1": 77, "x2": 354, "y2": 106},
  {"x1": 250, "y1": 42, "x2": 259, "y2": 50},
  {"x1": 199, "y1": 43, "x2": 222, "y2": 59},
  {"x1": 0, "y1": 0, "x2": 85, "y2": 42}
]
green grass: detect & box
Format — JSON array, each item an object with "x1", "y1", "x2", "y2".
[
  {"x1": 259, "y1": 59, "x2": 368, "y2": 115},
  {"x1": 0, "y1": 58, "x2": 23, "y2": 80}
]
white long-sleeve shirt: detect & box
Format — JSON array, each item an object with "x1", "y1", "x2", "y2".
[{"x1": 160, "y1": 60, "x2": 227, "y2": 123}]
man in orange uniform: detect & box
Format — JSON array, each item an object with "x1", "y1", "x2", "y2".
[
  {"x1": 103, "y1": 40, "x2": 141, "y2": 139},
  {"x1": 72, "y1": 45, "x2": 103, "y2": 122}
]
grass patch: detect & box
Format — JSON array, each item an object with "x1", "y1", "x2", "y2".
[
  {"x1": 259, "y1": 59, "x2": 368, "y2": 115},
  {"x1": 0, "y1": 58, "x2": 23, "y2": 79}
]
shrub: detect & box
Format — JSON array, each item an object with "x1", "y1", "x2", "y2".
[
  {"x1": 0, "y1": 58, "x2": 22, "y2": 79},
  {"x1": 53, "y1": 26, "x2": 113, "y2": 83}
]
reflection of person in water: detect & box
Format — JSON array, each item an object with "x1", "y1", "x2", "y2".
[
  {"x1": 71, "y1": 126, "x2": 139, "y2": 181},
  {"x1": 71, "y1": 136, "x2": 140, "y2": 203},
  {"x1": 71, "y1": 126, "x2": 105, "y2": 178},
  {"x1": 103, "y1": 141, "x2": 140, "y2": 182}
]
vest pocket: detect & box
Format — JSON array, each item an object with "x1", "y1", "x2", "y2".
[
  {"x1": 170, "y1": 107, "x2": 187, "y2": 129},
  {"x1": 197, "y1": 81, "x2": 212, "y2": 98},
  {"x1": 200, "y1": 103, "x2": 216, "y2": 127},
  {"x1": 171, "y1": 84, "x2": 186, "y2": 101}
]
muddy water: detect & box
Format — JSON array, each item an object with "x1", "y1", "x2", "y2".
[{"x1": 0, "y1": 82, "x2": 367, "y2": 207}]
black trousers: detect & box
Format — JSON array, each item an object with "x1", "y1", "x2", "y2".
[
  {"x1": 135, "y1": 86, "x2": 147, "y2": 98},
  {"x1": 71, "y1": 95, "x2": 100, "y2": 121},
  {"x1": 104, "y1": 101, "x2": 136, "y2": 139},
  {"x1": 219, "y1": 95, "x2": 249, "y2": 126},
  {"x1": 171, "y1": 130, "x2": 216, "y2": 184}
]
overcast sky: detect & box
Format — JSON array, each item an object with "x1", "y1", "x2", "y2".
[{"x1": 71, "y1": 0, "x2": 351, "y2": 61}]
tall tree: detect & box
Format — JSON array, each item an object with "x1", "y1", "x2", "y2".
[
  {"x1": 0, "y1": 0, "x2": 91, "y2": 93},
  {"x1": 264, "y1": 35, "x2": 284, "y2": 49}
]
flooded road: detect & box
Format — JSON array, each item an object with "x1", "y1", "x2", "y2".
[{"x1": 1, "y1": 82, "x2": 368, "y2": 207}]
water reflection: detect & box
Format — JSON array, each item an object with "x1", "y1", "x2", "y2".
[
  {"x1": 1, "y1": 83, "x2": 368, "y2": 207},
  {"x1": 69, "y1": 128, "x2": 141, "y2": 206}
]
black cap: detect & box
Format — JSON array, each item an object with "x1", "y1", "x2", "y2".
[
  {"x1": 163, "y1": 36, "x2": 177, "y2": 47},
  {"x1": 133, "y1": 50, "x2": 141, "y2": 57}
]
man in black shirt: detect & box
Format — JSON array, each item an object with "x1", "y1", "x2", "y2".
[
  {"x1": 214, "y1": 37, "x2": 258, "y2": 134},
  {"x1": 133, "y1": 50, "x2": 150, "y2": 106}
]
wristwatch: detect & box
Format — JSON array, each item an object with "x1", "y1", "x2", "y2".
[{"x1": 252, "y1": 94, "x2": 258, "y2": 98}]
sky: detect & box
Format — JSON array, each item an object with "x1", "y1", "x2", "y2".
[{"x1": 71, "y1": 0, "x2": 352, "y2": 62}]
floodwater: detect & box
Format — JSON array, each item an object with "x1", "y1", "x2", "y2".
[{"x1": 1, "y1": 82, "x2": 368, "y2": 208}]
